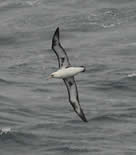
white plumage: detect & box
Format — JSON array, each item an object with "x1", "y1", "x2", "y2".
[{"x1": 49, "y1": 67, "x2": 85, "y2": 79}]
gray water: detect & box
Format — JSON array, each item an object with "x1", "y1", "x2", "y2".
[{"x1": 0, "y1": 0, "x2": 136, "y2": 155}]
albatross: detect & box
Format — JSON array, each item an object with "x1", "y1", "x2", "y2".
[{"x1": 48, "y1": 27, "x2": 88, "y2": 122}]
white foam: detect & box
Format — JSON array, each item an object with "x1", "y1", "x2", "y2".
[
  {"x1": 25, "y1": 0, "x2": 40, "y2": 6},
  {"x1": 0, "y1": 127, "x2": 11, "y2": 135},
  {"x1": 127, "y1": 73, "x2": 136, "y2": 77},
  {"x1": 102, "y1": 24, "x2": 115, "y2": 28}
]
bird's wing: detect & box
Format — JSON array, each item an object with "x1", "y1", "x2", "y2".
[
  {"x1": 52, "y1": 27, "x2": 71, "y2": 68},
  {"x1": 63, "y1": 77, "x2": 87, "y2": 122}
]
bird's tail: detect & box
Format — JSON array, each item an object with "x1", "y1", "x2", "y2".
[{"x1": 80, "y1": 66, "x2": 86, "y2": 72}]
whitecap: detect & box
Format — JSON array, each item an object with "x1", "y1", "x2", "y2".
[
  {"x1": 0, "y1": 127, "x2": 11, "y2": 135},
  {"x1": 127, "y1": 73, "x2": 136, "y2": 77},
  {"x1": 25, "y1": 0, "x2": 40, "y2": 6},
  {"x1": 102, "y1": 24, "x2": 115, "y2": 28}
]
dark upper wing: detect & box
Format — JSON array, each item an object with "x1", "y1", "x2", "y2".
[
  {"x1": 52, "y1": 27, "x2": 71, "y2": 68},
  {"x1": 63, "y1": 77, "x2": 87, "y2": 122}
]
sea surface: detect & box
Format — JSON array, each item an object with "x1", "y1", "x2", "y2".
[{"x1": 0, "y1": 0, "x2": 136, "y2": 155}]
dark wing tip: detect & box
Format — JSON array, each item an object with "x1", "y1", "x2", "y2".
[
  {"x1": 79, "y1": 109, "x2": 88, "y2": 122},
  {"x1": 54, "y1": 27, "x2": 60, "y2": 40},
  {"x1": 52, "y1": 27, "x2": 60, "y2": 48},
  {"x1": 55, "y1": 27, "x2": 59, "y2": 34},
  {"x1": 81, "y1": 115, "x2": 88, "y2": 122}
]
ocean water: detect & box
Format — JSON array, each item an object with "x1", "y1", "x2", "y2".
[{"x1": 0, "y1": 0, "x2": 136, "y2": 155}]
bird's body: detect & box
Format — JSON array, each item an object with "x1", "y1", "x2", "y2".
[
  {"x1": 50, "y1": 67, "x2": 85, "y2": 79},
  {"x1": 49, "y1": 27, "x2": 88, "y2": 122}
]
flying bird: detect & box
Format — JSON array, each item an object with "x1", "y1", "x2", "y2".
[{"x1": 48, "y1": 27, "x2": 87, "y2": 122}]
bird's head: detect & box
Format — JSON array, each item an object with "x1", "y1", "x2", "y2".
[{"x1": 48, "y1": 73, "x2": 55, "y2": 80}]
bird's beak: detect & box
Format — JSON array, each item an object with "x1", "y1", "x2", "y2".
[{"x1": 47, "y1": 75, "x2": 52, "y2": 80}]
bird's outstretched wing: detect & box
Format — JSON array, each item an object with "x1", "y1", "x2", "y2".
[
  {"x1": 52, "y1": 27, "x2": 71, "y2": 68},
  {"x1": 63, "y1": 77, "x2": 88, "y2": 122}
]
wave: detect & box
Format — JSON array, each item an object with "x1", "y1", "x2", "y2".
[
  {"x1": 0, "y1": 127, "x2": 11, "y2": 135},
  {"x1": 0, "y1": 127, "x2": 38, "y2": 146},
  {"x1": 47, "y1": 146, "x2": 89, "y2": 153},
  {"x1": 0, "y1": 78, "x2": 29, "y2": 86},
  {"x1": 127, "y1": 73, "x2": 136, "y2": 78},
  {"x1": 90, "y1": 112, "x2": 132, "y2": 123},
  {"x1": 0, "y1": 78, "x2": 12, "y2": 85},
  {"x1": 90, "y1": 73, "x2": 136, "y2": 92},
  {"x1": 90, "y1": 114, "x2": 121, "y2": 122},
  {"x1": 0, "y1": 1, "x2": 39, "y2": 12},
  {"x1": 96, "y1": 0, "x2": 135, "y2": 4}
]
